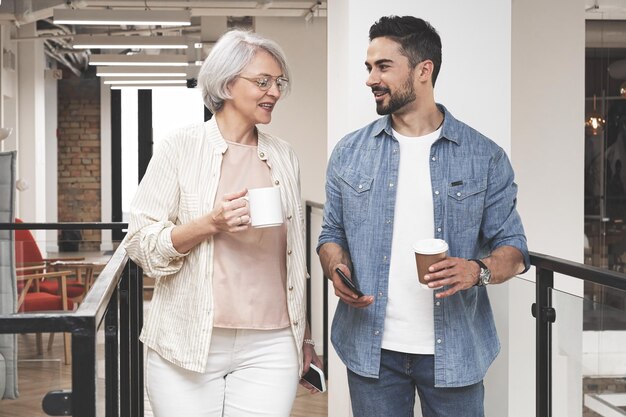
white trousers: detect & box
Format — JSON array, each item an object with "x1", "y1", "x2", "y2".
[{"x1": 146, "y1": 327, "x2": 299, "y2": 417}]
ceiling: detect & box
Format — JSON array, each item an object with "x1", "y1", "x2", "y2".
[{"x1": 0, "y1": 1, "x2": 327, "y2": 78}]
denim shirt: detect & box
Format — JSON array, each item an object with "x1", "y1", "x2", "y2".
[{"x1": 318, "y1": 104, "x2": 529, "y2": 388}]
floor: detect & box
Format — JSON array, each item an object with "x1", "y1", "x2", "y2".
[{"x1": 1, "y1": 299, "x2": 328, "y2": 416}]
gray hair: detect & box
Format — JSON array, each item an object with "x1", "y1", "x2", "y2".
[{"x1": 198, "y1": 29, "x2": 291, "y2": 113}]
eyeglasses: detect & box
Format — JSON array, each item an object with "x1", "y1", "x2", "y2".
[{"x1": 239, "y1": 75, "x2": 289, "y2": 92}]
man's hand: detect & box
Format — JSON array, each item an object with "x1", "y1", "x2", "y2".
[
  {"x1": 424, "y1": 246, "x2": 526, "y2": 298},
  {"x1": 423, "y1": 257, "x2": 479, "y2": 298},
  {"x1": 331, "y1": 264, "x2": 374, "y2": 308}
]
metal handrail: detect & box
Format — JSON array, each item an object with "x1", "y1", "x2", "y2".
[
  {"x1": 0, "y1": 222, "x2": 142, "y2": 417},
  {"x1": 305, "y1": 200, "x2": 328, "y2": 375},
  {"x1": 0, "y1": 222, "x2": 128, "y2": 230},
  {"x1": 530, "y1": 252, "x2": 626, "y2": 290},
  {"x1": 530, "y1": 252, "x2": 626, "y2": 417}
]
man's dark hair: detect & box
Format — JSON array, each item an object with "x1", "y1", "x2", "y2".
[{"x1": 369, "y1": 16, "x2": 442, "y2": 86}]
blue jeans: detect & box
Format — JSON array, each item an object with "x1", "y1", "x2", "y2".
[{"x1": 347, "y1": 350, "x2": 484, "y2": 417}]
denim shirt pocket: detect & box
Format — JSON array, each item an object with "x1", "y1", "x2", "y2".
[
  {"x1": 446, "y1": 177, "x2": 487, "y2": 232},
  {"x1": 339, "y1": 168, "x2": 374, "y2": 225}
]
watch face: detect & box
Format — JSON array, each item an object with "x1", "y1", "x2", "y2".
[{"x1": 480, "y1": 269, "x2": 491, "y2": 285}]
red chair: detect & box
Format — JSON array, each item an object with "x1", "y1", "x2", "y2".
[
  {"x1": 14, "y1": 219, "x2": 82, "y2": 364},
  {"x1": 16, "y1": 268, "x2": 74, "y2": 364},
  {"x1": 14, "y1": 218, "x2": 86, "y2": 301}
]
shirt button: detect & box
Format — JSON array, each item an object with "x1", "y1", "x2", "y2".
[
  {"x1": 287, "y1": 250, "x2": 292, "y2": 255},
  {"x1": 378, "y1": 292, "x2": 383, "y2": 297},
  {"x1": 431, "y1": 156, "x2": 436, "y2": 161},
  {"x1": 274, "y1": 180, "x2": 280, "y2": 185},
  {"x1": 383, "y1": 255, "x2": 387, "y2": 261},
  {"x1": 435, "y1": 301, "x2": 440, "y2": 306},
  {"x1": 386, "y1": 219, "x2": 391, "y2": 224},
  {"x1": 374, "y1": 330, "x2": 380, "y2": 335},
  {"x1": 456, "y1": 192, "x2": 461, "y2": 197},
  {"x1": 287, "y1": 215, "x2": 292, "y2": 220},
  {"x1": 437, "y1": 339, "x2": 442, "y2": 344},
  {"x1": 358, "y1": 184, "x2": 363, "y2": 189},
  {"x1": 259, "y1": 152, "x2": 265, "y2": 158},
  {"x1": 434, "y1": 190, "x2": 439, "y2": 195},
  {"x1": 293, "y1": 321, "x2": 299, "y2": 326},
  {"x1": 289, "y1": 286, "x2": 294, "y2": 291},
  {"x1": 437, "y1": 227, "x2": 441, "y2": 232},
  {"x1": 389, "y1": 183, "x2": 394, "y2": 187},
  {"x1": 393, "y1": 149, "x2": 398, "y2": 153}
]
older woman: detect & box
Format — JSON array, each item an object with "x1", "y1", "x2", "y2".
[{"x1": 124, "y1": 29, "x2": 321, "y2": 417}]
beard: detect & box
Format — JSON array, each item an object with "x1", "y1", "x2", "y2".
[{"x1": 373, "y1": 73, "x2": 416, "y2": 115}]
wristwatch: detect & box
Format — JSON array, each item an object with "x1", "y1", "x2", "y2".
[{"x1": 469, "y1": 259, "x2": 491, "y2": 286}]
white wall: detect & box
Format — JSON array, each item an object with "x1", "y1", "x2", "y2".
[
  {"x1": 328, "y1": 1, "x2": 585, "y2": 417},
  {"x1": 255, "y1": 16, "x2": 328, "y2": 204},
  {"x1": 511, "y1": 0, "x2": 585, "y2": 416}
]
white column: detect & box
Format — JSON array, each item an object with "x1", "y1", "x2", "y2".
[
  {"x1": 44, "y1": 68, "x2": 58, "y2": 253},
  {"x1": 16, "y1": 23, "x2": 47, "y2": 241},
  {"x1": 327, "y1": 2, "x2": 356, "y2": 414},
  {"x1": 327, "y1": 2, "x2": 513, "y2": 416},
  {"x1": 511, "y1": 0, "x2": 586, "y2": 416},
  {"x1": 100, "y1": 81, "x2": 113, "y2": 251}
]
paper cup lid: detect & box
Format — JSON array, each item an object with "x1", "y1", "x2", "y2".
[{"x1": 413, "y1": 239, "x2": 448, "y2": 254}]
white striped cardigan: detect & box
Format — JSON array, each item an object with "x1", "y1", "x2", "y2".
[{"x1": 123, "y1": 117, "x2": 308, "y2": 374}]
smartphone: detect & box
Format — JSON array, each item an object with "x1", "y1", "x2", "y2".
[
  {"x1": 335, "y1": 267, "x2": 364, "y2": 297},
  {"x1": 302, "y1": 363, "x2": 327, "y2": 393}
]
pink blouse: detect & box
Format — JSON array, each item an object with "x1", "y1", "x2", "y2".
[{"x1": 212, "y1": 141, "x2": 290, "y2": 329}]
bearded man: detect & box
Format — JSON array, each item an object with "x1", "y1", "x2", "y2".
[{"x1": 317, "y1": 15, "x2": 529, "y2": 417}]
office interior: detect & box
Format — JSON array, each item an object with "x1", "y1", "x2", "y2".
[{"x1": 0, "y1": 0, "x2": 625, "y2": 416}]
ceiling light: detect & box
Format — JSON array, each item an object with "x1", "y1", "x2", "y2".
[
  {"x1": 96, "y1": 66, "x2": 188, "y2": 77},
  {"x1": 89, "y1": 54, "x2": 189, "y2": 66},
  {"x1": 110, "y1": 84, "x2": 188, "y2": 89},
  {"x1": 73, "y1": 35, "x2": 188, "y2": 49},
  {"x1": 54, "y1": 9, "x2": 191, "y2": 26},
  {"x1": 103, "y1": 78, "x2": 187, "y2": 85},
  {"x1": 585, "y1": 95, "x2": 605, "y2": 136}
]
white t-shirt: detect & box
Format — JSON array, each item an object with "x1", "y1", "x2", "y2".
[{"x1": 381, "y1": 127, "x2": 440, "y2": 354}]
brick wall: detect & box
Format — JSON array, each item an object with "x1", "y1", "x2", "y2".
[{"x1": 57, "y1": 77, "x2": 101, "y2": 251}]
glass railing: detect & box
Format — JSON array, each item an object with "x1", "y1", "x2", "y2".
[
  {"x1": 559, "y1": 284, "x2": 626, "y2": 417},
  {"x1": 531, "y1": 253, "x2": 626, "y2": 417},
  {"x1": 0, "y1": 223, "x2": 143, "y2": 417},
  {"x1": 505, "y1": 276, "x2": 537, "y2": 415}
]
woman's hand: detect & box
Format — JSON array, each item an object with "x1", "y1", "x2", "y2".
[
  {"x1": 209, "y1": 189, "x2": 250, "y2": 234},
  {"x1": 299, "y1": 340, "x2": 324, "y2": 394}
]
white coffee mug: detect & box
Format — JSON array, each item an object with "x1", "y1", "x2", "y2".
[{"x1": 247, "y1": 186, "x2": 284, "y2": 228}]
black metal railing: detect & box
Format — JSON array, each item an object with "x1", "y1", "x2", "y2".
[
  {"x1": 305, "y1": 201, "x2": 328, "y2": 375},
  {"x1": 530, "y1": 252, "x2": 626, "y2": 417},
  {"x1": 0, "y1": 222, "x2": 143, "y2": 417}
]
